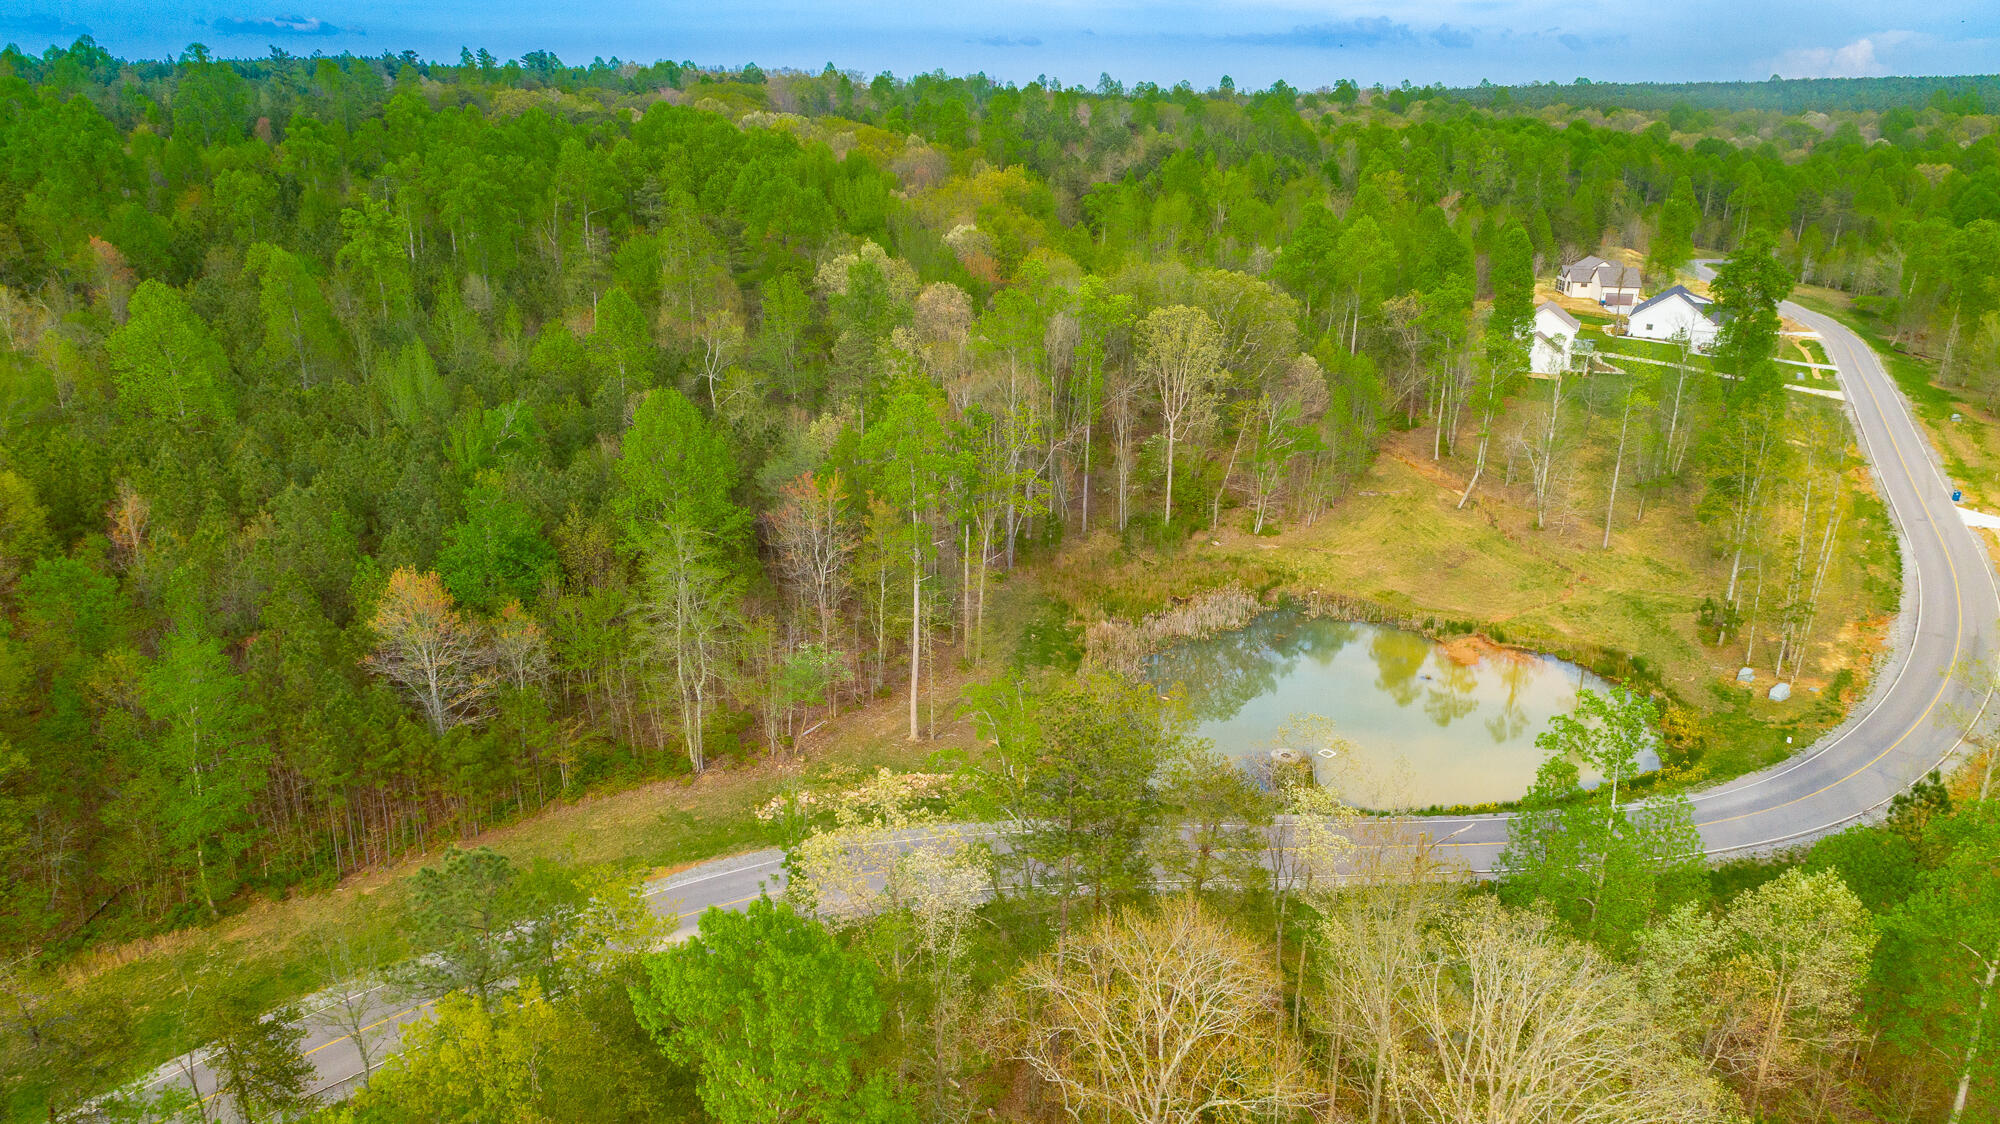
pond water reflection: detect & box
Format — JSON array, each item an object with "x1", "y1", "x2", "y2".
[{"x1": 1146, "y1": 608, "x2": 1643, "y2": 808}]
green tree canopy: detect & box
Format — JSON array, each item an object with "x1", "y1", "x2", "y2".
[
  {"x1": 105, "y1": 280, "x2": 230, "y2": 423},
  {"x1": 1018, "y1": 671, "x2": 1180, "y2": 919},
  {"x1": 1499, "y1": 689, "x2": 1701, "y2": 950},
  {"x1": 436, "y1": 479, "x2": 557, "y2": 613},
  {"x1": 614, "y1": 387, "x2": 746, "y2": 552},
  {"x1": 1710, "y1": 228, "x2": 1795, "y2": 393},
  {"x1": 1875, "y1": 801, "x2": 2000, "y2": 1122},
  {"x1": 630, "y1": 896, "x2": 909, "y2": 1124}
]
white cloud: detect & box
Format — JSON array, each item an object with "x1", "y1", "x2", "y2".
[{"x1": 1771, "y1": 32, "x2": 1916, "y2": 78}]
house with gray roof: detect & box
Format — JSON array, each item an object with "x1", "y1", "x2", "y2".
[
  {"x1": 1625, "y1": 285, "x2": 1720, "y2": 351},
  {"x1": 1556, "y1": 256, "x2": 1643, "y2": 308}
]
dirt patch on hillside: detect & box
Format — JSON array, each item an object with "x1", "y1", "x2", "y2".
[{"x1": 1437, "y1": 633, "x2": 1526, "y2": 667}]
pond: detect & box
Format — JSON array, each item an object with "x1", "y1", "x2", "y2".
[{"x1": 1145, "y1": 608, "x2": 1652, "y2": 809}]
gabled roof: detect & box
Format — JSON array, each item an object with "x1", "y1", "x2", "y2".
[
  {"x1": 1559, "y1": 255, "x2": 1610, "y2": 282},
  {"x1": 1534, "y1": 301, "x2": 1580, "y2": 332},
  {"x1": 1628, "y1": 284, "x2": 1713, "y2": 320},
  {"x1": 1559, "y1": 256, "x2": 1641, "y2": 289}
]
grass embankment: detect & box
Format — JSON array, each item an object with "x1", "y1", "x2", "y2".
[{"x1": 1793, "y1": 287, "x2": 2000, "y2": 514}]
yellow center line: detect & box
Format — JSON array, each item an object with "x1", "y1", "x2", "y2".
[
  {"x1": 1425, "y1": 319, "x2": 1973, "y2": 848},
  {"x1": 301, "y1": 1001, "x2": 434, "y2": 1059},
  {"x1": 1693, "y1": 321, "x2": 1965, "y2": 829}
]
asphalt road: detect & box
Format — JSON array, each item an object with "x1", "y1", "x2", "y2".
[
  {"x1": 1414, "y1": 285, "x2": 2000, "y2": 874},
  {"x1": 143, "y1": 290, "x2": 1997, "y2": 1114}
]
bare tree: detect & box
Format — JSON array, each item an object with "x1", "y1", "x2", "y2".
[
  {"x1": 1655, "y1": 327, "x2": 1709, "y2": 477},
  {"x1": 1401, "y1": 901, "x2": 1736, "y2": 1124},
  {"x1": 106, "y1": 480, "x2": 150, "y2": 570},
  {"x1": 1456, "y1": 353, "x2": 1511, "y2": 511},
  {"x1": 490, "y1": 600, "x2": 552, "y2": 691},
  {"x1": 309, "y1": 926, "x2": 394, "y2": 1091},
  {"x1": 637, "y1": 523, "x2": 741, "y2": 774},
  {"x1": 692, "y1": 308, "x2": 746, "y2": 413},
  {"x1": 1603, "y1": 381, "x2": 1651, "y2": 548},
  {"x1": 913, "y1": 281, "x2": 974, "y2": 398},
  {"x1": 366, "y1": 568, "x2": 494, "y2": 735},
  {"x1": 1239, "y1": 355, "x2": 1330, "y2": 534},
  {"x1": 1774, "y1": 413, "x2": 1848, "y2": 679},
  {"x1": 1710, "y1": 396, "x2": 1789, "y2": 631},
  {"x1": 1105, "y1": 349, "x2": 1146, "y2": 532},
  {"x1": 1515, "y1": 368, "x2": 1568, "y2": 531},
  {"x1": 1261, "y1": 778, "x2": 1351, "y2": 979},
  {"x1": 1138, "y1": 305, "x2": 1225, "y2": 527},
  {"x1": 1310, "y1": 823, "x2": 1462, "y2": 1124},
  {"x1": 904, "y1": 837, "x2": 990, "y2": 1124},
  {"x1": 766, "y1": 470, "x2": 856, "y2": 650},
  {"x1": 1011, "y1": 896, "x2": 1313, "y2": 1124}
]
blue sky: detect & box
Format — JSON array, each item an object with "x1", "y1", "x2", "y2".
[{"x1": 4, "y1": 0, "x2": 1996, "y2": 87}]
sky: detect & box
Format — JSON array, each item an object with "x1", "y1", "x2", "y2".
[{"x1": 3, "y1": 0, "x2": 1996, "y2": 89}]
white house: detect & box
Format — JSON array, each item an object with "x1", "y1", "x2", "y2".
[
  {"x1": 1625, "y1": 285, "x2": 1720, "y2": 351},
  {"x1": 1530, "y1": 301, "x2": 1581, "y2": 376},
  {"x1": 1556, "y1": 256, "x2": 1642, "y2": 307}
]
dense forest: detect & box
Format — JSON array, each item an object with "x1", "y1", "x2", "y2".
[
  {"x1": 1451, "y1": 73, "x2": 2000, "y2": 115},
  {"x1": 1, "y1": 37, "x2": 1999, "y2": 1121},
  {"x1": 2, "y1": 35, "x2": 1999, "y2": 951}
]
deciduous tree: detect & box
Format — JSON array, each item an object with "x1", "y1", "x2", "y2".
[
  {"x1": 1010, "y1": 896, "x2": 1311, "y2": 1124},
  {"x1": 1138, "y1": 305, "x2": 1224, "y2": 526},
  {"x1": 202, "y1": 982, "x2": 316, "y2": 1124},
  {"x1": 1151, "y1": 743, "x2": 1271, "y2": 896},
  {"x1": 767, "y1": 471, "x2": 854, "y2": 652},
  {"x1": 1400, "y1": 902, "x2": 1734, "y2": 1124},
  {"x1": 436, "y1": 480, "x2": 557, "y2": 614},
  {"x1": 105, "y1": 280, "x2": 229, "y2": 423},
  {"x1": 637, "y1": 522, "x2": 741, "y2": 774},
  {"x1": 1499, "y1": 689, "x2": 1700, "y2": 950},
  {"x1": 631, "y1": 897, "x2": 906, "y2": 1124},
  {"x1": 1876, "y1": 801, "x2": 2000, "y2": 1124},
  {"x1": 1640, "y1": 867, "x2": 1875, "y2": 1111},
  {"x1": 366, "y1": 568, "x2": 494, "y2": 736},
  {"x1": 1018, "y1": 672, "x2": 1177, "y2": 927}
]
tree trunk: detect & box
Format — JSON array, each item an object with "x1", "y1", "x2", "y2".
[
  {"x1": 1948, "y1": 951, "x2": 1998, "y2": 1124},
  {"x1": 1603, "y1": 395, "x2": 1632, "y2": 549},
  {"x1": 1457, "y1": 390, "x2": 1495, "y2": 510},
  {"x1": 1080, "y1": 417, "x2": 1092, "y2": 534},
  {"x1": 908, "y1": 539, "x2": 921, "y2": 741}
]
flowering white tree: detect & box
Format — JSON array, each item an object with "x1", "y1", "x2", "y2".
[{"x1": 781, "y1": 768, "x2": 988, "y2": 1120}]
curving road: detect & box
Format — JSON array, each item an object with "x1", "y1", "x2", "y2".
[
  {"x1": 1416, "y1": 284, "x2": 2000, "y2": 873},
  {"x1": 146, "y1": 290, "x2": 1996, "y2": 1113}
]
